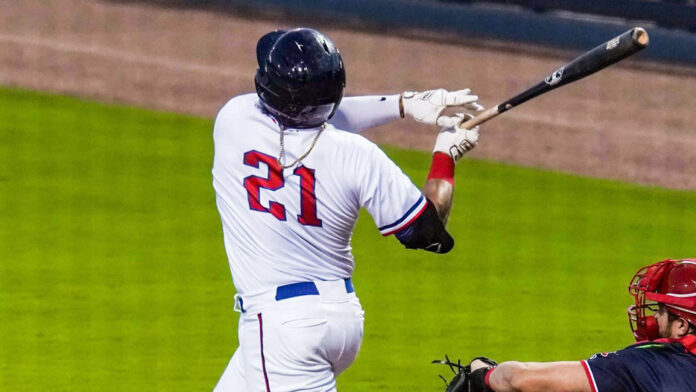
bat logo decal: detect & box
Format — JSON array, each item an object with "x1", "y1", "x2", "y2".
[
  {"x1": 606, "y1": 37, "x2": 620, "y2": 50},
  {"x1": 544, "y1": 67, "x2": 564, "y2": 86}
]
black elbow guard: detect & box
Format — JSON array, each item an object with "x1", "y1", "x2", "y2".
[{"x1": 394, "y1": 201, "x2": 454, "y2": 253}]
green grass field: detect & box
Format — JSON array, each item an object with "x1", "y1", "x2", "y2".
[{"x1": 1, "y1": 88, "x2": 695, "y2": 391}]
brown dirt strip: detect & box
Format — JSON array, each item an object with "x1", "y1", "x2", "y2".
[{"x1": 3, "y1": 0, "x2": 696, "y2": 189}]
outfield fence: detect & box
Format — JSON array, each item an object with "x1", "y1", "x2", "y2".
[{"x1": 173, "y1": 0, "x2": 696, "y2": 67}]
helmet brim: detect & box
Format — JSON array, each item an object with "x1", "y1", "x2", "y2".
[{"x1": 256, "y1": 30, "x2": 287, "y2": 67}]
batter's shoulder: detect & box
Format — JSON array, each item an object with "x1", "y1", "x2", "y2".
[
  {"x1": 323, "y1": 123, "x2": 381, "y2": 153},
  {"x1": 214, "y1": 93, "x2": 273, "y2": 141},
  {"x1": 216, "y1": 93, "x2": 260, "y2": 119}
]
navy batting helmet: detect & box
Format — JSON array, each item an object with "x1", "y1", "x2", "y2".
[{"x1": 254, "y1": 28, "x2": 346, "y2": 129}]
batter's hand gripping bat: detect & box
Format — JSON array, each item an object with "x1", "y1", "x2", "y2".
[{"x1": 461, "y1": 27, "x2": 650, "y2": 129}]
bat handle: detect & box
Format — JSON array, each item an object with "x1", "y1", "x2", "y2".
[{"x1": 460, "y1": 106, "x2": 501, "y2": 129}]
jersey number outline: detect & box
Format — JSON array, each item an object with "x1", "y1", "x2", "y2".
[{"x1": 243, "y1": 150, "x2": 322, "y2": 227}]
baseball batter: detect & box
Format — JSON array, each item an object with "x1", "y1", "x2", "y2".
[{"x1": 212, "y1": 28, "x2": 483, "y2": 392}]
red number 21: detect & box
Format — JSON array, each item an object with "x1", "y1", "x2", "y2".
[{"x1": 243, "y1": 151, "x2": 322, "y2": 227}]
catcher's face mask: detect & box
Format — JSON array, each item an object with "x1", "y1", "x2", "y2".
[{"x1": 628, "y1": 259, "x2": 696, "y2": 341}]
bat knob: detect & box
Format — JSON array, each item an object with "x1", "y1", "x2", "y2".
[{"x1": 632, "y1": 27, "x2": 649, "y2": 47}]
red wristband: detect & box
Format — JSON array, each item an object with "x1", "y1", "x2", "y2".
[
  {"x1": 485, "y1": 366, "x2": 496, "y2": 390},
  {"x1": 427, "y1": 152, "x2": 455, "y2": 185}
]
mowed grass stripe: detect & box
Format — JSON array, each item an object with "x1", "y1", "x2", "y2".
[
  {"x1": 0, "y1": 88, "x2": 694, "y2": 391},
  {"x1": 0, "y1": 89, "x2": 231, "y2": 390}
]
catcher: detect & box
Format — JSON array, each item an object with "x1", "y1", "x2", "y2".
[{"x1": 437, "y1": 259, "x2": 696, "y2": 392}]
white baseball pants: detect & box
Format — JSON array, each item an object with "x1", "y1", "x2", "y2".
[{"x1": 214, "y1": 279, "x2": 365, "y2": 392}]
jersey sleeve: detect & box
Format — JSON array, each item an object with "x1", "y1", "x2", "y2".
[
  {"x1": 329, "y1": 95, "x2": 401, "y2": 133},
  {"x1": 582, "y1": 346, "x2": 659, "y2": 392},
  {"x1": 355, "y1": 142, "x2": 427, "y2": 236}
]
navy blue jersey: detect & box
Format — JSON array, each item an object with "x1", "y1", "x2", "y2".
[{"x1": 582, "y1": 336, "x2": 696, "y2": 392}]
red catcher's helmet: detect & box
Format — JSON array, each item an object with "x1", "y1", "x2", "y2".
[{"x1": 628, "y1": 259, "x2": 696, "y2": 341}]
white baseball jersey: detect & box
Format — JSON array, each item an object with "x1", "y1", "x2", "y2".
[{"x1": 212, "y1": 93, "x2": 426, "y2": 296}]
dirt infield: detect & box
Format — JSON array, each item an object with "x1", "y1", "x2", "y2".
[{"x1": 4, "y1": 0, "x2": 696, "y2": 189}]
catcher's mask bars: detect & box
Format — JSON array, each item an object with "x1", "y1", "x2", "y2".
[{"x1": 628, "y1": 259, "x2": 696, "y2": 341}]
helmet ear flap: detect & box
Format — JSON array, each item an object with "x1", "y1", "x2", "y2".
[{"x1": 254, "y1": 69, "x2": 276, "y2": 100}]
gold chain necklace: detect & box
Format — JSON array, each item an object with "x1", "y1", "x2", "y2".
[{"x1": 277, "y1": 123, "x2": 326, "y2": 169}]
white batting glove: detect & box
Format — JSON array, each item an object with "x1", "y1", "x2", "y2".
[
  {"x1": 401, "y1": 88, "x2": 483, "y2": 126},
  {"x1": 433, "y1": 113, "x2": 480, "y2": 162}
]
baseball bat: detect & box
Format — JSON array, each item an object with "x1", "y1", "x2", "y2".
[{"x1": 461, "y1": 27, "x2": 649, "y2": 129}]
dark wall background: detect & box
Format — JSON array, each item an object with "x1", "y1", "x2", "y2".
[
  {"x1": 174, "y1": 0, "x2": 696, "y2": 67},
  {"x1": 461, "y1": 0, "x2": 696, "y2": 32}
]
